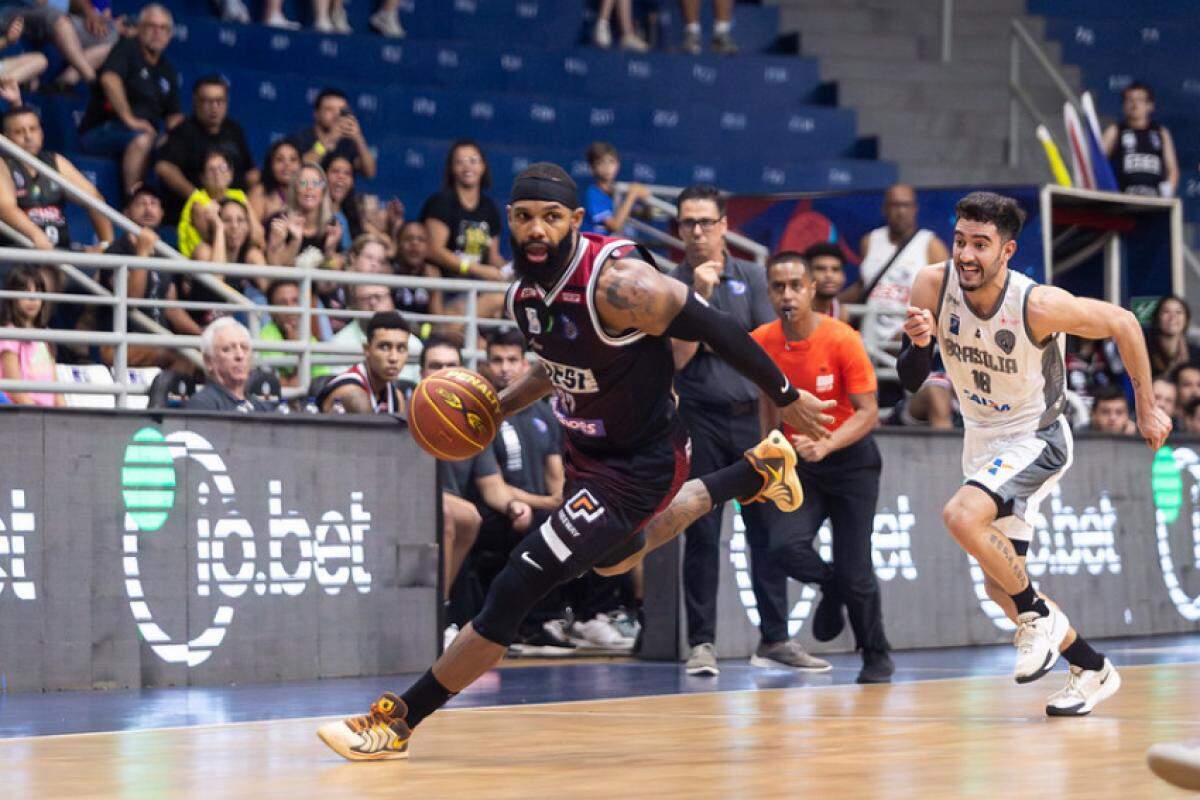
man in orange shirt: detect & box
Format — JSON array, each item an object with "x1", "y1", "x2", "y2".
[{"x1": 750, "y1": 251, "x2": 894, "y2": 683}]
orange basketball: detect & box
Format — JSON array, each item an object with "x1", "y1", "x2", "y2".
[{"x1": 409, "y1": 367, "x2": 502, "y2": 461}]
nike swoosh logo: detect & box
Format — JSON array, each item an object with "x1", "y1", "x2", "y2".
[
  {"x1": 780, "y1": 378, "x2": 790, "y2": 396},
  {"x1": 521, "y1": 551, "x2": 543, "y2": 571}
]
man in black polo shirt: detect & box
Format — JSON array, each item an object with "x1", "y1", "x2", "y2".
[
  {"x1": 154, "y1": 75, "x2": 258, "y2": 222},
  {"x1": 187, "y1": 318, "x2": 272, "y2": 413},
  {"x1": 79, "y1": 4, "x2": 183, "y2": 196},
  {"x1": 290, "y1": 88, "x2": 377, "y2": 180},
  {"x1": 671, "y1": 184, "x2": 830, "y2": 677}
]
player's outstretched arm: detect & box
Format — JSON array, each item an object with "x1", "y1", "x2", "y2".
[
  {"x1": 595, "y1": 258, "x2": 835, "y2": 439},
  {"x1": 498, "y1": 360, "x2": 553, "y2": 419},
  {"x1": 1027, "y1": 285, "x2": 1172, "y2": 450}
]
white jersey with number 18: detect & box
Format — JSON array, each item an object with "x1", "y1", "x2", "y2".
[{"x1": 934, "y1": 262, "x2": 1067, "y2": 438}]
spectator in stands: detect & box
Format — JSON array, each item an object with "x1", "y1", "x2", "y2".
[
  {"x1": 155, "y1": 75, "x2": 258, "y2": 224},
  {"x1": 265, "y1": 163, "x2": 343, "y2": 269},
  {"x1": 177, "y1": 150, "x2": 261, "y2": 259},
  {"x1": 0, "y1": 105, "x2": 115, "y2": 251},
  {"x1": 0, "y1": 0, "x2": 115, "y2": 88},
  {"x1": 259, "y1": 278, "x2": 332, "y2": 387},
  {"x1": 318, "y1": 310, "x2": 408, "y2": 414},
  {"x1": 291, "y1": 88, "x2": 376, "y2": 179},
  {"x1": 95, "y1": 186, "x2": 197, "y2": 368},
  {"x1": 368, "y1": 0, "x2": 405, "y2": 37},
  {"x1": 680, "y1": 0, "x2": 737, "y2": 55},
  {"x1": 328, "y1": 279, "x2": 422, "y2": 381},
  {"x1": 421, "y1": 336, "x2": 533, "y2": 638},
  {"x1": 584, "y1": 141, "x2": 648, "y2": 237},
  {"x1": 593, "y1": 0, "x2": 649, "y2": 52},
  {"x1": 1089, "y1": 384, "x2": 1136, "y2": 435},
  {"x1": 0, "y1": 264, "x2": 64, "y2": 407},
  {"x1": 1184, "y1": 399, "x2": 1200, "y2": 436},
  {"x1": 249, "y1": 139, "x2": 301, "y2": 222},
  {"x1": 1147, "y1": 295, "x2": 1198, "y2": 378},
  {"x1": 1173, "y1": 363, "x2": 1200, "y2": 413},
  {"x1": 670, "y1": 183, "x2": 777, "y2": 676},
  {"x1": 0, "y1": 17, "x2": 49, "y2": 86},
  {"x1": 802, "y1": 242, "x2": 848, "y2": 321},
  {"x1": 845, "y1": 184, "x2": 952, "y2": 428},
  {"x1": 187, "y1": 317, "x2": 271, "y2": 412},
  {"x1": 323, "y1": 153, "x2": 356, "y2": 251},
  {"x1": 1103, "y1": 82, "x2": 1179, "y2": 198},
  {"x1": 78, "y1": 4, "x2": 182, "y2": 196},
  {"x1": 392, "y1": 221, "x2": 442, "y2": 340},
  {"x1": 1153, "y1": 376, "x2": 1177, "y2": 421}
]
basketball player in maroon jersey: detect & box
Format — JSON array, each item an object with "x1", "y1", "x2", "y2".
[{"x1": 318, "y1": 163, "x2": 835, "y2": 760}]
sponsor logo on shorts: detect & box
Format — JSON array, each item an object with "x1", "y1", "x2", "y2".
[{"x1": 565, "y1": 489, "x2": 605, "y2": 523}]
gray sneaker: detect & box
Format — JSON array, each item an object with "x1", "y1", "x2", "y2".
[
  {"x1": 750, "y1": 640, "x2": 832, "y2": 672},
  {"x1": 711, "y1": 31, "x2": 739, "y2": 55},
  {"x1": 686, "y1": 643, "x2": 719, "y2": 676},
  {"x1": 682, "y1": 29, "x2": 702, "y2": 55}
]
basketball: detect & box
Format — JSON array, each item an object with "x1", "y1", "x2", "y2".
[{"x1": 409, "y1": 367, "x2": 502, "y2": 461}]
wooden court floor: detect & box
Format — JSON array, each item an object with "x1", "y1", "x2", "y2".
[{"x1": 4, "y1": 662, "x2": 1198, "y2": 799}]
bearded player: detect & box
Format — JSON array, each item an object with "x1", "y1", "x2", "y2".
[
  {"x1": 317, "y1": 163, "x2": 836, "y2": 760},
  {"x1": 897, "y1": 191, "x2": 1171, "y2": 716}
]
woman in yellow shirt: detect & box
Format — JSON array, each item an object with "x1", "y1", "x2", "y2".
[{"x1": 178, "y1": 150, "x2": 263, "y2": 257}]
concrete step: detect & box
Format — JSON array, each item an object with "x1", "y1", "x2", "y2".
[
  {"x1": 799, "y1": 32, "x2": 921, "y2": 61},
  {"x1": 770, "y1": 0, "x2": 1026, "y2": 17},
  {"x1": 835, "y1": 78, "x2": 1066, "y2": 114},
  {"x1": 779, "y1": 6, "x2": 1046, "y2": 40},
  {"x1": 947, "y1": 33, "x2": 1062, "y2": 65},
  {"x1": 817, "y1": 56, "x2": 1081, "y2": 92},
  {"x1": 856, "y1": 107, "x2": 1008, "y2": 142},
  {"x1": 899, "y1": 160, "x2": 1052, "y2": 188},
  {"x1": 876, "y1": 135, "x2": 1010, "y2": 164}
]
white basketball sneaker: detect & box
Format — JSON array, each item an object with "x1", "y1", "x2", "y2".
[
  {"x1": 1012, "y1": 607, "x2": 1069, "y2": 684},
  {"x1": 1045, "y1": 658, "x2": 1121, "y2": 716}
]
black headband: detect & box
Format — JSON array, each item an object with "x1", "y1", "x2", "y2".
[{"x1": 510, "y1": 175, "x2": 579, "y2": 209}]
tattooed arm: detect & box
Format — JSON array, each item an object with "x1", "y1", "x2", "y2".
[{"x1": 593, "y1": 257, "x2": 689, "y2": 337}]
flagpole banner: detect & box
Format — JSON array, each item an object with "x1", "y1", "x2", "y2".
[
  {"x1": 643, "y1": 430, "x2": 1200, "y2": 660},
  {"x1": 0, "y1": 409, "x2": 439, "y2": 692}
]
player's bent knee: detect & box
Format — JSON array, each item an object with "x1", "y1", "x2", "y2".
[{"x1": 471, "y1": 536, "x2": 573, "y2": 647}]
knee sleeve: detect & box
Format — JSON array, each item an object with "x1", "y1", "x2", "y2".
[{"x1": 471, "y1": 531, "x2": 573, "y2": 647}]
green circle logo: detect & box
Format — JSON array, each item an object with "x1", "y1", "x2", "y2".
[
  {"x1": 1151, "y1": 446, "x2": 1183, "y2": 525},
  {"x1": 121, "y1": 427, "x2": 177, "y2": 532}
]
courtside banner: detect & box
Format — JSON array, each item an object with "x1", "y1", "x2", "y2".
[
  {"x1": 0, "y1": 408, "x2": 438, "y2": 692},
  {"x1": 647, "y1": 431, "x2": 1200, "y2": 659}
]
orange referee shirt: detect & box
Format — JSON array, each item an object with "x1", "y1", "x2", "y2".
[{"x1": 751, "y1": 316, "x2": 877, "y2": 437}]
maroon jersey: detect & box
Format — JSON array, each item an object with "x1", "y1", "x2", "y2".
[{"x1": 507, "y1": 232, "x2": 679, "y2": 457}]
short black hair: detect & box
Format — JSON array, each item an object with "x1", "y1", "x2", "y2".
[
  {"x1": 803, "y1": 241, "x2": 845, "y2": 266},
  {"x1": 586, "y1": 141, "x2": 618, "y2": 165},
  {"x1": 1123, "y1": 81, "x2": 1155, "y2": 104},
  {"x1": 487, "y1": 328, "x2": 527, "y2": 356},
  {"x1": 192, "y1": 74, "x2": 228, "y2": 95},
  {"x1": 1092, "y1": 384, "x2": 1129, "y2": 409},
  {"x1": 420, "y1": 334, "x2": 463, "y2": 370},
  {"x1": 265, "y1": 279, "x2": 299, "y2": 303},
  {"x1": 1, "y1": 105, "x2": 38, "y2": 132},
  {"x1": 954, "y1": 191, "x2": 1026, "y2": 242},
  {"x1": 675, "y1": 184, "x2": 725, "y2": 216},
  {"x1": 125, "y1": 184, "x2": 163, "y2": 207},
  {"x1": 314, "y1": 88, "x2": 348, "y2": 109},
  {"x1": 765, "y1": 250, "x2": 808, "y2": 276},
  {"x1": 1172, "y1": 362, "x2": 1200, "y2": 385},
  {"x1": 443, "y1": 139, "x2": 491, "y2": 190},
  {"x1": 365, "y1": 311, "x2": 409, "y2": 343}
]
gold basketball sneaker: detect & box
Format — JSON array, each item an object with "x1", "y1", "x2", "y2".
[
  {"x1": 317, "y1": 691, "x2": 412, "y2": 761},
  {"x1": 742, "y1": 429, "x2": 804, "y2": 513}
]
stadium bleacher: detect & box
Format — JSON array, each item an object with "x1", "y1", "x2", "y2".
[{"x1": 27, "y1": 0, "x2": 898, "y2": 246}]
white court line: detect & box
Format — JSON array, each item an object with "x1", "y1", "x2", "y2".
[{"x1": 1, "y1": 661, "x2": 1196, "y2": 744}]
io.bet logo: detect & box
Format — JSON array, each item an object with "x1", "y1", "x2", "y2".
[
  {"x1": 121, "y1": 427, "x2": 373, "y2": 667},
  {"x1": 1151, "y1": 446, "x2": 1200, "y2": 621}
]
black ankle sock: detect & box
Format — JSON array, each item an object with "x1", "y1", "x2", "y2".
[
  {"x1": 1009, "y1": 584, "x2": 1050, "y2": 617},
  {"x1": 400, "y1": 670, "x2": 455, "y2": 730},
  {"x1": 1062, "y1": 637, "x2": 1105, "y2": 672},
  {"x1": 701, "y1": 459, "x2": 764, "y2": 505}
]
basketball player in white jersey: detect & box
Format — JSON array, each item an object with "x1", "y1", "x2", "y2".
[{"x1": 897, "y1": 191, "x2": 1171, "y2": 716}]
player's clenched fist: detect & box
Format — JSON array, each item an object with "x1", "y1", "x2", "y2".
[{"x1": 903, "y1": 306, "x2": 935, "y2": 347}]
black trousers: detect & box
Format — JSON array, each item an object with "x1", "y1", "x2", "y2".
[
  {"x1": 743, "y1": 436, "x2": 890, "y2": 652},
  {"x1": 679, "y1": 402, "x2": 768, "y2": 647}
]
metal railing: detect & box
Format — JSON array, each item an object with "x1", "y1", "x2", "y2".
[
  {"x1": 1007, "y1": 18, "x2": 1080, "y2": 168},
  {"x1": 0, "y1": 246, "x2": 511, "y2": 406}
]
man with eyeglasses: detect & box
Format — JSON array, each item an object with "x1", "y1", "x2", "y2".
[
  {"x1": 155, "y1": 75, "x2": 258, "y2": 223},
  {"x1": 78, "y1": 4, "x2": 183, "y2": 196},
  {"x1": 671, "y1": 184, "x2": 830, "y2": 677}
]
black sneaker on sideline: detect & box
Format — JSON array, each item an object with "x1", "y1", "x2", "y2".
[
  {"x1": 812, "y1": 585, "x2": 845, "y2": 643},
  {"x1": 857, "y1": 649, "x2": 895, "y2": 684}
]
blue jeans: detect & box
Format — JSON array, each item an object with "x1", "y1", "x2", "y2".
[{"x1": 79, "y1": 120, "x2": 146, "y2": 159}]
